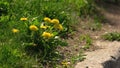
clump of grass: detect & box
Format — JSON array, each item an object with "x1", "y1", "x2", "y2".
[
  {"x1": 90, "y1": 16, "x2": 102, "y2": 31},
  {"x1": 0, "y1": 39, "x2": 42, "y2": 68},
  {"x1": 78, "y1": 0, "x2": 97, "y2": 18},
  {"x1": 81, "y1": 15, "x2": 103, "y2": 31},
  {"x1": 79, "y1": 34, "x2": 93, "y2": 50},
  {"x1": 0, "y1": 1, "x2": 9, "y2": 16},
  {"x1": 102, "y1": 32, "x2": 120, "y2": 41},
  {"x1": 58, "y1": 50, "x2": 86, "y2": 68},
  {"x1": 71, "y1": 50, "x2": 86, "y2": 64},
  {"x1": 0, "y1": 1, "x2": 10, "y2": 28},
  {"x1": 67, "y1": 0, "x2": 95, "y2": 18}
]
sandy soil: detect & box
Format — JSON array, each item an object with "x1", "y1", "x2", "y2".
[{"x1": 75, "y1": 2, "x2": 120, "y2": 68}]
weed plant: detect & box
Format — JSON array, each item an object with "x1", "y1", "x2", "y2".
[
  {"x1": 77, "y1": 0, "x2": 96, "y2": 18},
  {"x1": 80, "y1": 34, "x2": 93, "y2": 49},
  {"x1": 102, "y1": 32, "x2": 120, "y2": 41}
]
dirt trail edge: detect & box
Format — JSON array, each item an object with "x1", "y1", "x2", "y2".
[
  {"x1": 75, "y1": 2, "x2": 120, "y2": 68},
  {"x1": 75, "y1": 41, "x2": 120, "y2": 68}
]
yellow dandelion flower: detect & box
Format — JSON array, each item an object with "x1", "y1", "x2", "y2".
[
  {"x1": 12, "y1": 28, "x2": 19, "y2": 33},
  {"x1": 54, "y1": 24, "x2": 63, "y2": 31},
  {"x1": 58, "y1": 24, "x2": 63, "y2": 30},
  {"x1": 51, "y1": 19, "x2": 60, "y2": 24},
  {"x1": 20, "y1": 17, "x2": 27, "y2": 21},
  {"x1": 61, "y1": 61, "x2": 70, "y2": 67},
  {"x1": 42, "y1": 32, "x2": 53, "y2": 38},
  {"x1": 44, "y1": 17, "x2": 51, "y2": 22},
  {"x1": 40, "y1": 25, "x2": 48, "y2": 29},
  {"x1": 29, "y1": 25, "x2": 38, "y2": 31}
]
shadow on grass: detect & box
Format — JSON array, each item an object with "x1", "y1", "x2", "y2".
[{"x1": 24, "y1": 45, "x2": 64, "y2": 67}]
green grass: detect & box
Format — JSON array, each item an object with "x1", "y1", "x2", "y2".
[
  {"x1": 79, "y1": 34, "x2": 93, "y2": 50},
  {"x1": 0, "y1": 0, "x2": 74, "y2": 68},
  {"x1": 0, "y1": 0, "x2": 98, "y2": 68},
  {"x1": 102, "y1": 32, "x2": 120, "y2": 41}
]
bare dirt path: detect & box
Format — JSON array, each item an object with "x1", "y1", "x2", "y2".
[
  {"x1": 75, "y1": 2, "x2": 120, "y2": 68},
  {"x1": 75, "y1": 41, "x2": 120, "y2": 68}
]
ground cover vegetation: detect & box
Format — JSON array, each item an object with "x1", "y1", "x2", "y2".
[{"x1": 1, "y1": 0, "x2": 117, "y2": 68}]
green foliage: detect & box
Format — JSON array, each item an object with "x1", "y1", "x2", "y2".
[
  {"x1": 0, "y1": 0, "x2": 99, "y2": 67},
  {"x1": 0, "y1": 47, "x2": 22, "y2": 67},
  {"x1": 0, "y1": 1, "x2": 10, "y2": 28},
  {"x1": 90, "y1": 16, "x2": 102, "y2": 31},
  {"x1": 0, "y1": 1, "x2": 9, "y2": 16},
  {"x1": 41, "y1": 1, "x2": 70, "y2": 35},
  {"x1": 0, "y1": 40, "x2": 41, "y2": 68},
  {"x1": 0, "y1": 15, "x2": 10, "y2": 28},
  {"x1": 102, "y1": 32, "x2": 120, "y2": 41},
  {"x1": 13, "y1": 17, "x2": 68, "y2": 66},
  {"x1": 0, "y1": 0, "x2": 70, "y2": 67},
  {"x1": 82, "y1": 15, "x2": 103, "y2": 31},
  {"x1": 71, "y1": 51, "x2": 86, "y2": 64},
  {"x1": 80, "y1": 34, "x2": 93, "y2": 49},
  {"x1": 78, "y1": 0, "x2": 96, "y2": 17}
]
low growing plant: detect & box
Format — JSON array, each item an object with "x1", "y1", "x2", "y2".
[
  {"x1": 90, "y1": 16, "x2": 102, "y2": 31},
  {"x1": 71, "y1": 50, "x2": 86, "y2": 64},
  {"x1": 0, "y1": 1, "x2": 9, "y2": 16},
  {"x1": 102, "y1": 32, "x2": 120, "y2": 41},
  {"x1": 79, "y1": 34, "x2": 93, "y2": 50},
  {"x1": 41, "y1": 2, "x2": 70, "y2": 36},
  {"x1": 78, "y1": 0, "x2": 96, "y2": 18},
  {"x1": 12, "y1": 17, "x2": 68, "y2": 64}
]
